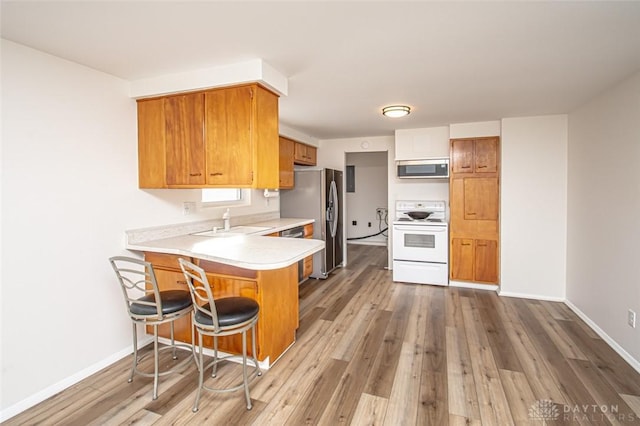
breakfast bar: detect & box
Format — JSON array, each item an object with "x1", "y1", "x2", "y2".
[{"x1": 126, "y1": 220, "x2": 324, "y2": 367}]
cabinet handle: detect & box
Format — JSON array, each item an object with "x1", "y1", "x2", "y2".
[
  {"x1": 189, "y1": 173, "x2": 202, "y2": 177},
  {"x1": 461, "y1": 242, "x2": 472, "y2": 246},
  {"x1": 177, "y1": 280, "x2": 187, "y2": 285},
  {"x1": 477, "y1": 243, "x2": 487, "y2": 247},
  {"x1": 466, "y1": 212, "x2": 476, "y2": 216},
  {"x1": 477, "y1": 165, "x2": 487, "y2": 169},
  {"x1": 209, "y1": 172, "x2": 223, "y2": 176},
  {"x1": 461, "y1": 165, "x2": 471, "y2": 169}
]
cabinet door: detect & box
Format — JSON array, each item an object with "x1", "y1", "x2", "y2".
[
  {"x1": 305, "y1": 145, "x2": 317, "y2": 165},
  {"x1": 202, "y1": 275, "x2": 259, "y2": 356},
  {"x1": 450, "y1": 238, "x2": 474, "y2": 281},
  {"x1": 137, "y1": 98, "x2": 167, "y2": 188},
  {"x1": 303, "y1": 256, "x2": 313, "y2": 278},
  {"x1": 279, "y1": 137, "x2": 295, "y2": 189},
  {"x1": 451, "y1": 139, "x2": 475, "y2": 174},
  {"x1": 294, "y1": 142, "x2": 317, "y2": 165},
  {"x1": 474, "y1": 138, "x2": 498, "y2": 173},
  {"x1": 205, "y1": 86, "x2": 253, "y2": 186},
  {"x1": 475, "y1": 239, "x2": 498, "y2": 283},
  {"x1": 153, "y1": 268, "x2": 193, "y2": 343},
  {"x1": 164, "y1": 93, "x2": 205, "y2": 186},
  {"x1": 464, "y1": 177, "x2": 499, "y2": 221},
  {"x1": 303, "y1": 223, "x2": 314, "y2": 238}
]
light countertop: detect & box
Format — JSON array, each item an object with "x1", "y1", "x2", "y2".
[{"x1": 126, "y1": 218, "x2": 323, "y2": 271}]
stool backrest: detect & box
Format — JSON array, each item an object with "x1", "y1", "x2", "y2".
[
  {"x1": 178, "y1": 258, "x2": 221, "y2": 332},
  {"x1": 109, "y1": 256, "x2": 164, "y2": 321}
]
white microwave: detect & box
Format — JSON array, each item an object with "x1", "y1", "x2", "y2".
[{"x1": 396, "y1": 158, "x2": 449, "y2": 179}]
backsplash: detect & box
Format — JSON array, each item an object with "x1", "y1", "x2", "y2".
[{"x1": 125, "y1": 211, "x2": 280, "y2": 244}]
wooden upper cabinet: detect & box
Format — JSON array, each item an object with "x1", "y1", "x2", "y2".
[
  {"x1": 451, "y1": 139, "x2": 475, "y2": 174},
  {"x1": 137, "y1": 83, "x2": 279, "y2": 189},
  {"x1": 137, "y1": 98, "x2": 166, "y2": 188},
  {"x1": 279, "y1": 136, "x2": 295, "y2": 189},
  {"x1": 165, "y1": 93, "x2": 205, "y2": 186},
  {"x1": 205, "y1": 86, "x2": 253, "y2": 186},
  {"x1": 293, "y1": 142, "x2": 317, "y2": 166},
  {"x1": 474, "y1": 138, "x2": 498, "y2": 173},
  {"x1": 451, "y1": 136, "x2": 498, "y2": 175},
  {"x1": 279, "y1": 137, "x2": 317, "y2": 188}
]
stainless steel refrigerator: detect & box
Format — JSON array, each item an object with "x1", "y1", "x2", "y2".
[{"x1": 280, "y1": 168, "x2": 343, "y2": 279}]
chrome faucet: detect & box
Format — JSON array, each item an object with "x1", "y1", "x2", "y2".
[{"x1": 223, "y1": 208, "x2": 231, "y2": 231}]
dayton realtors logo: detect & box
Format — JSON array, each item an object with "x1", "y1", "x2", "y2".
[
  {"x1": 529, "y1": 399, "x2": 560, "y2": 422},
  {"x1": 529, "y1": 400, "x2": 637, "y2": 423}
]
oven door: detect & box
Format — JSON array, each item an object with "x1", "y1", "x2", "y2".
[{"x1": 392, "y1": 224, "x2": 448, "y2": 263}]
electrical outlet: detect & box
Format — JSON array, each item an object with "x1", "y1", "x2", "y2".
[
  {"x1": 376, "y1": 207, "x2": 387, "y2": 216},
  {"x1": 182, "y1": 202, "x2": 196, "y2": 216},
  {"x1": 628, "y1": 310, "x2": 636, "y2": 328},
  {"x1": 352, "y1": 220, "x2": 357, "y2": 226}
]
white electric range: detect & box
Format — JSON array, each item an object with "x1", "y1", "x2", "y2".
[{"x1": 392, "y1": 200, "x2": 449, "y2": 286}]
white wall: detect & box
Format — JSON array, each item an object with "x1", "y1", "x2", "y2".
[
  {"x1": 345, "y1": 152, "x2": 388, "y2": 246},
  {"x1": 500, "y1": 115, "x2": 568, "y2": 300},
  {"x1": 450, "y1": 120, "x2": 501, "y2": 138},
  {"x1": 567, "y1": 71, "x2": 640, "y2": 366},
  {"x1": 0, "y1": 40, "x2": 276, "y2": 420}
]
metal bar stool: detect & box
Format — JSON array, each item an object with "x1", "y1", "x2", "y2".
[
  {"x1": 109, "y1": 256, "x2": 193, "y2": 400},
  {"x1": 178, "y1": 258, "x2": 262, "y2": 412}
]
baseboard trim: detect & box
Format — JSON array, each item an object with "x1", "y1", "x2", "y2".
[
  {"x1": 449, "y1": 280, "x2": 499, "y2": 291},
  {"x1": 563, "y1": 300, "x2": 640, "y2": 375},
  {"x1": 347, "y1": 240, "x2": 387, "y2": 247},
  {"x1": 498, "y1": 290, "x2": 565, "y2": 302},
  {"x1": 0, "y1": 336, "x2": 153, "y2": 423}
]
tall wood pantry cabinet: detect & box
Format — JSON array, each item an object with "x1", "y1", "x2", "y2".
[
  {"x1": 137, "y1": 83, "x2": 279, "y2": 189},
  {"x1": 449, "y1": 136, "x2": 500, "y2": 284}
]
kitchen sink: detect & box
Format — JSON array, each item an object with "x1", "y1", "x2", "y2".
[{"x1": 191, "y1": 225, "x2": 274, "y2": 237}]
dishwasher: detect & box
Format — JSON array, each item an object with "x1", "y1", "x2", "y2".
[{"x1": 279, "y1": 225, "x2": 305, "y2": 283}]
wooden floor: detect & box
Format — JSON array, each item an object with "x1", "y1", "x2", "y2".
[{"x1": 5, "y1": 245, "x2": 640, "y2": 425}]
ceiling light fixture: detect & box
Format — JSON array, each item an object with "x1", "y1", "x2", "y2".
[{"x1": 382, "y1": 105, "x2": 411, "y2": 118}]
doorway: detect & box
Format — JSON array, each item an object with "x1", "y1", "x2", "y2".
[{"x1": 344, "y1": 151, "x2": 389, "y2": 247}]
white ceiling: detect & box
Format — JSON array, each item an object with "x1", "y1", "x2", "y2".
[{"x1": 2, "y1": 1, "x2": 640, "y2": 140}]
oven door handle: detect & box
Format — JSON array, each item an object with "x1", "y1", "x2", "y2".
[{"x1": 393, "y1": 226, "x2": 447, "y2": 232}]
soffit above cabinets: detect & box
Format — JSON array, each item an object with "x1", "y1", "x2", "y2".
[{"x1": 130, "y1": 59, "x2": 288, "y2": 100}]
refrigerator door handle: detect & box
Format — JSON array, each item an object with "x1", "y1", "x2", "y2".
[{"x1": 328, "y1": 180, "x2": 338, "y2": 238}]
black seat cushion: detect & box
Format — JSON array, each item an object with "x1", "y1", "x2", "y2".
[
  {"x1": 195, "y1": 297, "x2": 259, "y2": 328},
  {"x1": 131, "y1": 290, "x2": 192, "y2": 316}
]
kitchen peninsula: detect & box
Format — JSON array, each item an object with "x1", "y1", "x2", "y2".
[{"x1": 125, "y1": 218, "x2": 324, "y2": 367}]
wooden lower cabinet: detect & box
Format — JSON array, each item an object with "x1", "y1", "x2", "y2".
[
  {"x1": 474, "y1": 239, "x2": 498, "y2": 283},
  {"x1": 303, "y1": 256, "x2": 313, "y2": 278},
  {"x1": 144, "y1": 252, "x2": 298, "y2": 364},
  {"x1": 450, "y1": 238, "x2": 498, "y2": 283},
  {"x1": 152, "y1": 268, "x2": 193, "y2": 344},
  {"x1": 302, "y1": 223, "x2": 314, "y2": 280},
  {"x1": 450, "y1": 238, "x2": 474, "y2": 281}
]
